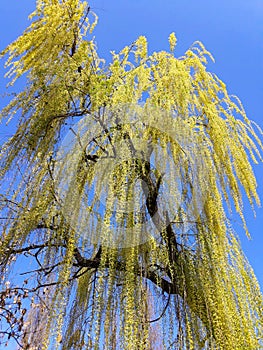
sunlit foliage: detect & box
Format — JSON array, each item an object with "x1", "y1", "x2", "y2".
[{"x1": 0, "y1": 1, "x2": 263, "y2": 349}]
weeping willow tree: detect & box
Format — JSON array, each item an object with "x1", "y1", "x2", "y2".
[{"x1": 1, "y1": 1, "x2": 263, "y2": 349}]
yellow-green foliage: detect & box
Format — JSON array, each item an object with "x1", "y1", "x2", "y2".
[{"x1": 0, "y1": 1, "x2": 263, "y2": 349}]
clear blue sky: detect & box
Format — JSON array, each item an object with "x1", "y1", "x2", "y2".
[{"x1": 0, "y1": 0, "x2": 262, "y2": 290}]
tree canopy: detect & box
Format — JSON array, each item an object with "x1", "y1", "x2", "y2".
[{"x1": 0, "y1": 1, "x2": 263, "y2": 349}]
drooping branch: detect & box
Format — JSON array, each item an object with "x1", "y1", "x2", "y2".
[{"x1": 1, "y1": 3, "x2": 263, "y2": 345}]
